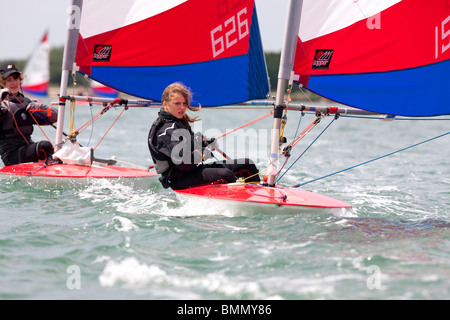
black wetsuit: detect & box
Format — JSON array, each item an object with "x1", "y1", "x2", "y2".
[
  {"x1": 148, "y1": 108, "x2": 260, "y2": 190},
  {"x1": 0, "y1": 90, "x2": 57, "y2": 166}
]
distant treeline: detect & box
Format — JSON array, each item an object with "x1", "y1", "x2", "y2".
[
  {"x1": 1, "y1": 47, "x2": 89, "y2": 87},
  {"x1": 1, "y1": 48, "x2": 282, "y2": 91}
]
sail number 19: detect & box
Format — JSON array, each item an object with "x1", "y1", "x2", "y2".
[
  {"x1": 211, "y1": 7, "x2": 249, "y2": 58},
  {"x1": 436, "y1": 14, "x2": 450, "y2": 59}
]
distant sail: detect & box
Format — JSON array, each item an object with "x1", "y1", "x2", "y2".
[
  {"x1": 22, "y1": 31, "x2": 50, "y2": 96},
  {"x1": 293, "y1": 0, "x2": 450, "y2": 116},
  {"x1": 90, "y1": 80, "x2": 118, "y2": 98},
  {"x1": 75, "y1": 0, "x2": 269, "y2": 106}
]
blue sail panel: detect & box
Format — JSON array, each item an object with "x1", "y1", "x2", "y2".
[
  {"x1": 294, "y1": 0, "x2": 450, "y2": 116},
  {"x1": 75, "y1": 0, "x2": 269, "y2": 106},
  {"x1": 247, "y1": 5, "x2": 270, "y2": 101},
  {"x1": 87, "y1": 55, "x2": 263, "y2": 106},
  {"x1": 306, "y1": 60, "x2": 450, "y2": 117}
]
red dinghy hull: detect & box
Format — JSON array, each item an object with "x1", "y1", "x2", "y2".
[
  {"x1": 175, "y1": 183, "x2": 352, "y2": 209},
  {"x1": 0, "y1": 163, "x2": 157, "y2": 186}
]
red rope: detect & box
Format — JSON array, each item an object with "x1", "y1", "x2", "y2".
[
  {"x1": 285, "y1": 117, "x2": 321, "y2": 149},
  {"x1": 215, "y1": 110, "x2": 273, "y2": 140},
  {"x1": 10, "y1": 92, "x2": 55, "y2": 147},
  {"x1": 6, "y1": 95, "x2": 30, "y2": 145},
  {"x1": 94, "y1": 107, "x2": 126, "y2": 150}
]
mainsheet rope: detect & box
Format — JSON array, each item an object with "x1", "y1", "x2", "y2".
[
  {"x1": 210, "y1": 87, "x2": 328, "y2": 184},
  {"x1": 8, "y1": 92, "x2": 53, "y2": 147},
  {"x1": 209, "y1": 110, "x2": 273, "y2": 183},
  {"x1": 59, "y1": 76, "x2": 146, "y2": 169},
  {"x1": 292, "y1": 129, "x2": 450, "y2": 188},
  {"x1": 93, "y1": 107, "x2": 126, "y2": 150},
  {"x1": 215, "y1": 110, "x2": 273, "y2": 140},
  {"x1": 276, "y1": 114, "x2": 337, "y2": 183}
]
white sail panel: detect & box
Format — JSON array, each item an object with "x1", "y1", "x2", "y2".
[
  {"x1": 299, "y1": 0, "x2": 401, "y2": 42},
  {"x1": 80, "y1": 0, "x2": 187, "y2": 39}
]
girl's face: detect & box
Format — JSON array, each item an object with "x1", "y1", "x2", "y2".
[
  {"x1": 163, "y1": 92, "x2": 188, "y2": 119},
  {"x1": 4, "y1": 74, "x2": 21, "y2": 95}
]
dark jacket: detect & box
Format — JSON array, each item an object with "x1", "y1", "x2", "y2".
[
  {"x1": 0, "y1": 90, "x2": 57, "y2": 165},
  {"x1": 148, "y1": 108, "x2": 210, "y2": 188}
]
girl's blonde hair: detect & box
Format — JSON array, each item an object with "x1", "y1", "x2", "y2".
[{"x1": 161, "y1": 82, "x2": 201, "y2": 128}]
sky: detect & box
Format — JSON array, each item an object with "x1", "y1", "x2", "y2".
[{"x1": 0, "y1": 0, "x2": 288, "y2": 61}]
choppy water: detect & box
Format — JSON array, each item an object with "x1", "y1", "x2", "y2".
[{"x1": 1, "y1": 98, "x2": 449, "y2": 300}]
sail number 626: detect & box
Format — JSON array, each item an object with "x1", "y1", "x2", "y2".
[{"x1": 211, "y1": 7, "x2": 249, "y2": 58}]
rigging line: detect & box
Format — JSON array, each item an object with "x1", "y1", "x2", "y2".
[
  {"x1": 293, "y1": 110, "x2": 304, "y2": 139},
  {"x1": 277, "y1": 115, "x2": 337, "y2": 183},
  {"x1": 68, "y1": 72, "x2": 78, "y2": 137},
  {"x1": 275, "y1": 156, "x2": 290, "y2": 178},
  {"x1": 87, "y1": 100, "x2": 94, "y2": 147},
  {"x1": 26, "y1": 162, "x2": 49, "y2": 176},
  {"x1": 68, "y1": 98, "x2": 75, "y2": 137},
  {"x1": 74, "y1": 108, "x2": 105, "y2": 134},
  {"x1": 76, "y1": 108, "x2": 102, "y2": 131},
  {"x1": 27, "y1": 111, "x2": 54, "y2": 147},
  {"x1": 240, "y1": 168, "x2": 266, "y2": 184},
  {"x1": 214, "y1": 110, "x2": 273, "y2": 140},
  {"x1": 353, "y1": 0, "x2": 367, "y2": 18},
  {"x1": 111, "y1": 158, "x2": 149, "y2": 170},
  {"x1": 93, "y1": 107, "x2": 126, "y2": 150},
  {"x1": 339, "y1": 114, "x2": 450, "y2": 121},
  {"x1": 279, "y1": 85, "x2": 293, "y2": 142},
  {"x1": 292, "y1": 130, "x2": 450, "y2": 188},
  {"x1": 6, "y1": 95, "x2": 30, "y2": 145},
  {"x1": 274, "y1": 116, "x2": 322, "y2": 178},
  {"x1": 29, "y1": 111, "x2": 65, "y2": 141},
  {"x1": 208, "y1": 148, "x2": 265, "y2": 184},
  {"x1": 247, "y1": 184, "x2": 287, "y2": 201},
  {"x1": 9, "y1": 92, "x2": 56, "y2": 146},
  {"x1": 338, "y1": 114, "x2": 389, "y2": 120},
  {"x1": 394, "y1": 118, "x2": 450, "y2": 121},
  {"x1": 298, "y1": 84, "x2": 313, "y2": 103},
  {"x1": 10, "y1": 91, "x2": 61, "y2": 143},
  {"x1": 285, "y1": 117, "x2": 321, "y2": 149}
]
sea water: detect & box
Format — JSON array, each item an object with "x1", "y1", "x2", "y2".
[{"x1": 0, "y1": 98, "x2": 449, "y2": 300}]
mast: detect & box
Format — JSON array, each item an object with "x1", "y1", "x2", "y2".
[
  {"x1": 56, "y1": 0, "x2": 83, "y2": 150},
  {"x1": 267, "y1": 0, "x2": 303, "y2": 186}
]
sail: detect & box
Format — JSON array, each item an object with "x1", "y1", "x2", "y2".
[
  {"x1": 75, "y1": 0, "x2": 269, "y2": 106},
  {"x1": 293, "y1": 0, "x2": 450, "y2": 117},
  {"x1": 22, "y1": 31, "x2": 50, "y2": 96},
  {"x1": 90, "y1": 80, "x2": 118, "y2": 98}
]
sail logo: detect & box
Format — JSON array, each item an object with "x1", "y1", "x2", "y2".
[
  {"x1": 93, "y1": 45, "x2": 112, "y2": 62},
  {"x1": 312, "y1": 49, "x2": 334, "y2": 69}
]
